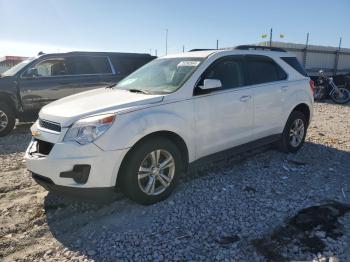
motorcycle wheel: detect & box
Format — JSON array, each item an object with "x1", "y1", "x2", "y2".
[
  {"x1": 330, "y1": 88, "x2": 350, "y2": 104},
  {"x1": 314, "y1": 87, "x2": 326, "y2": 101}
]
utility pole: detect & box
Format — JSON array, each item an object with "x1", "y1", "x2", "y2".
[
  {"x1": 338, "y1": 37, "x2": 342, "y2": 49},
  {"x1": 165, "y1": 29, "x2": 168, "y2": 55},
  {"x1": 216, "y1": 39, "x2": 219, "y2": 49},
  {"x1": 305, "y1": 32, "x2": 309, "y2": 47},
  {"x1": 269, "y1": 28, "x2": 273, "y2": 47},
  {"x1": 155, "y1": 49, "x2": 158, "y2": 56},
  {"x1": 334, "y1": 37, "x2": 342, "y2": 75},
  {"x1": 182, "y1": 45, "x2": 185, "y2": 52},
  {"x1": 303, "y1": 32, "x2": 309, "y2": 67}
]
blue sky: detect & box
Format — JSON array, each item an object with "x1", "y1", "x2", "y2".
[{"x1": 0, "y1": 0, "x2": 349, "y2": 57}]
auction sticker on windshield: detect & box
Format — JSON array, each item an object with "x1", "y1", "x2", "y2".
[{"x1": 177, "y1": 61, "x2": 200, "y2": 67}]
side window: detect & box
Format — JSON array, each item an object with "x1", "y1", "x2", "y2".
[
  {"x1": 65, "y1": 56, "x2": 112, "y2": 75},
  {"x1": 201, "y1": 57, "x2": 244, "y2": 89},
  {"x1": 24, "y1": 58, "x2": 68, "y2": 77},
  {"x1": 245, "y1": 56, "x2": 287, "y2": 85}
]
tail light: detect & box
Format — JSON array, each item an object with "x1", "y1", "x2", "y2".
[{"x1": 309, "y1": 79, "x2": 315, "y2": 94}]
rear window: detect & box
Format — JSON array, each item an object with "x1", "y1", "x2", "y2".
[
  {"x1": 281, "y1": 57, "x2": 308, "y2": 77},
  {"x1": 245, "y1": 55, "x2": 287, "y2": 85}
]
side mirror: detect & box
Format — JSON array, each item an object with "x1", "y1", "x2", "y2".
[
  {"x1": 24, "y1": 68, "x2": 39, "y2": 78},
  {"x1": 201, "y1": 79, "x2": 222, "y2": 90}
]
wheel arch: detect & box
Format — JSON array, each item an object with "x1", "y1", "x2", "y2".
[
  {"x1": 116, "y1": 130, "x2": 190, "y2": 187},
  {"x1": 291, "y1": 103, "x2": 311, "y2": 126},
  {"x1": 0, "y1": 92, "x2": 17, "y2": 115}
]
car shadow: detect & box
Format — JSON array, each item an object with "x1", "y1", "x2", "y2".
[
  {"x1": 43, "y1": 141, "x2": 350, "y2": 261},
  {"x1": 315, "y1": 99, "x2": 350, "y2": 107}
]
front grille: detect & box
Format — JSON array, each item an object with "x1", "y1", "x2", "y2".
[{"x1": 39, "y1": 119, "x2": 61, "y2": 133}]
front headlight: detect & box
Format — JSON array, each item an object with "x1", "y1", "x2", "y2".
[{"x1": 64, "y1": 114, "x2": 116, "y2": 145}]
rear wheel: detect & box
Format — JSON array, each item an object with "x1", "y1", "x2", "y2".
[
  {"x1": 0, "y1": 102, "x2": 15, "y2": 137},
  {"x1": 278, "y1": 111, "x2": 307, "y2": 153},
  {"x1": 330, "y1": 88, "x2": 350, "y2": 104},
  {"x1": 120, "y1": 137, "x2": 183, "y2": 205}
]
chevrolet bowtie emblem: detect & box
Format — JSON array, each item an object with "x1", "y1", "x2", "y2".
[{"x1": 31, "y1": 130, "x2": 41, "y2": 137}]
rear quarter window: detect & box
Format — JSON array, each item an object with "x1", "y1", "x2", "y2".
[
  {"x1": 245, "y1": 55, "x2": 287, "y2": 85},
  {"x1": 281, "y1": 57, "x2": 308, "y2": 77}
]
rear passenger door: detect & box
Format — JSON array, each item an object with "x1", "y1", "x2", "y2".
[{"x1": 244, "y1": 55, "x2": 288, "y2": 140}]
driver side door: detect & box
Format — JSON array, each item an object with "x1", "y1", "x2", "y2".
[
  {"x1": 18, "y1": 57, "x2": 72, "y2": 112},
  {"x1": 193, "y1": 56, "x2": 254, "y2": 159}
]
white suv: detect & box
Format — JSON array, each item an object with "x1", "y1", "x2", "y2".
[{"x1": 25, "y1": 46, "x2": 314, "y2": 205}]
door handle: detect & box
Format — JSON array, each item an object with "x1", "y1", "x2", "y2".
[
  {"x1": 240, "y1": 95, "x2": 251, "y2": 102},
  {"x1": 281, "y1": 86, "x2": 288, "y2": 91}
]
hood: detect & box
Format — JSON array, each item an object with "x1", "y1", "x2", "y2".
[{"x1": 39, "y1": 88, "x2": 164, "y2": 127}]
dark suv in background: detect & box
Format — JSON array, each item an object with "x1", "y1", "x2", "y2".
[{"x1": 0, "y1": 51, "x2": 155, "y2": 136}]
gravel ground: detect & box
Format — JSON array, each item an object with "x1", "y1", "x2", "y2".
[{"x1": 0, "y1": 101, "x2": 350, "y2": 262}]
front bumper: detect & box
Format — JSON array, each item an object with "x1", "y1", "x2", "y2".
[
  {"x1": 32, "y1": 173, "x2": 117, "y2": 201},
  {"x1": 25, "y1": 138, "x2": 129, "y2": 190}
]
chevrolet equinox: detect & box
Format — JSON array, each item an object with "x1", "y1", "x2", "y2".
[{"x1": 25, "y1": 46, "x2": 314, "y2": 205}]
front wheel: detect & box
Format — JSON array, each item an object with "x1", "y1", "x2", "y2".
[
  {"x1": 313, "y1": 86, "x2": 326, "y2": 100},
  {"x1": 330, "y1": 88, "x2": 350, "y2": 104},
  {"x1": 0, "y1": 102, "x2": 16, "y2": 137},
  {"x1": 119, "y1": 137, "x2": 183, "y2": 205},
  {"x1": 278, "y1": 111, "x2": 307, "y2": 153}
]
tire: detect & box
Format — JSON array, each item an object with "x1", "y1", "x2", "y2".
[
  {"x1": 119, "y1": 137, "x2": 183, "y2": 205},
  {"x1": 0, "y1": 102, "x2": 16, "y2": 137},
  {"x1": 278, "y1": 111, "x2": 307, "y2": 153},
  {"x1": 313, "y1": 86, "x2": 326, "y2": 101},
  {"x1": 330, "y1": 88, "x2": 350, "y2": 104}
]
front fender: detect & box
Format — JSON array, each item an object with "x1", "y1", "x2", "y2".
[
  {"x1": 94, "y1": 101, "x2": 196, "y2": 162},
  {"x1": 0, "y1": 91, "x2": 20, "y2": 112},
  {"x1": 0, "y1": 77, "x2": 20, "y2": 112}
]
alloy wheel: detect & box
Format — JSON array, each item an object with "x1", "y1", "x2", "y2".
[
  {"x1": 0, "y1": 110, "x2": 8, "y2": 132},
  {"x1": 137, "y1": 149, "x2": 175, "y2": 196},
  {"x1": 289, "y1": 119, "x2": 305, "y2": 147}
]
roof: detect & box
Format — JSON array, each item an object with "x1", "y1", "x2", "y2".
[
  {"x1": 163, "y1": 47, "x2": 295, "y2": 59},
  {"x1": 39, "y1": 51, "x2": 155, "y2": 58}
]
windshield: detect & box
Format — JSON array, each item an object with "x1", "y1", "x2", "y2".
[
  {"x1": 1, "y1": 57, "x2": 35, "y2": 77},
  {"x1": 116, "y1": 57, "x2": 204, "y2": 94}
]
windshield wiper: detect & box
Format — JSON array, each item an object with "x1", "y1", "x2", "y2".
[
  {"x1": 105, "y1": 83, "x2": 117, "y2": 89},
  {"x1": 127, "y1": 89, "x2": 150, "y2": 94}
]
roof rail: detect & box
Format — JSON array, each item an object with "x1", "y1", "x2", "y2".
[
  {"x1": 235, "y1": 45, "x2": 287, "y2": 52},
  {"x1": 189, "y1": 49, "x2": 216, "y2": 52}
]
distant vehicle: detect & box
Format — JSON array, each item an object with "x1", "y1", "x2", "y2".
[
  {"x1": 25, "y1": 45, "x2": 313, "y2": 205},
  {"x1": 0, "y1": 51, "x2": 156, "y2": 136},
  {"x1": 314, "y1": 70, "x2": 350, "y2": 104}
]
